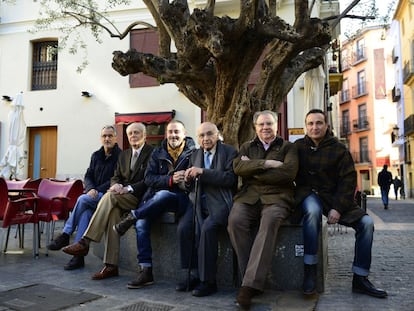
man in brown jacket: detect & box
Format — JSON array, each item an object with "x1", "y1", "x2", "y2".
[{"x1": 227, "y1": 110, "x2": 298, "y2": 309}]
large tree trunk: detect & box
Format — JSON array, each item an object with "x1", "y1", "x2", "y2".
[{"x1": 111, "y1": 0, "x2": 358, "y2": 147}]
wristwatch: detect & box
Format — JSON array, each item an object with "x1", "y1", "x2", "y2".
[{"x1": 127, "y1": 185, "x2": 134, "y2": 193}]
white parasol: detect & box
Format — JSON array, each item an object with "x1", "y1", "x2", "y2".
[
  {"x1": 304, "y1": 65, "x2": 326, "y2": 113},
  {"x1": 0, "y1": 92, "x2": 27, "y2": 179}
]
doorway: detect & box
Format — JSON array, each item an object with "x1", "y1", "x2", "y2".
[{"x1": 28, "y1": 126, "x2": 57, "y2": 179}]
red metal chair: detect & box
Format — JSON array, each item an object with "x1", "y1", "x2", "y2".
[
  {"x1": 0, "y1": 177, "x2": 39, "y2": 257},
  {"x1": 35, "y1": 179, "x2": 83, "y2": 255}
]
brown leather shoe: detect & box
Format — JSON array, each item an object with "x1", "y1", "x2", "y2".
[
  {"x1": 91, "y1": 265, "x2": 119, "y2": 280},
  {"x1": 236, "y1": 286, "x2": 263, "y2": 309},
  {"x1": 62, "y1": 238, "x2": 89, "y2": 256}
]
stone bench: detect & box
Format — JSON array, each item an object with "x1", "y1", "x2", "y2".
[{"x1": 93, "y1": 213, "x2": 327, "y2": 292}]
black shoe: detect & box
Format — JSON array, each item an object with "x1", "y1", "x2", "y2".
[
  {"x1": 303, "y1": 264, "x2": 317, "y2": 295},
  {"x1": 176, "y1": 276, "x2": 200, "y2": 292},
  {"x1": 192, "y1": 281, "x2": 217, "y2": 297},
  {"x1": 113, "y1": 213, "x2": 137, "y2": 236},
  {"x1": 64, "y1": 256, "x2": 85, "y2": 270},
  {"x1": 384, "y1": 204, "x2": 388, "y2": 209},
  {"x1": 352, "y1": 274, "x2": 387, "y2": 298},
  {"x1": 127, "y1": 267, "x2": 154, "y2": 289},
  {"x1": 48, "y1": 233, "x2": 70, "y2": 251}
]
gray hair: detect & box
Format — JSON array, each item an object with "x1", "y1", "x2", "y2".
[
  {"x1": 253, "y1": 110, "x2": 278, "y2": 124},
  {"x1": 101, "y1": 125, "x2": 117, "y2": 136},
  {"x1": 126, "y1": 122, "x2": 146, "y2": 135}
]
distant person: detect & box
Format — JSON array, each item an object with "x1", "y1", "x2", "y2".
[
  {"x1": 62, "y1": 122, "x2": 153, "y2": 280},
  {"x1": 393, "y1": 176, "x2": 402, "y2": 200},
  {"x1": 113, "y1": 120, "x2": 196, "y2": 290},
  {"x1": 48, "y1": 125, "x2": 121, "y2": 270},
  {"x1": 378, "y1": 165, "x2": 393, "y2": 209},
  {"x1": 227, "y1": 110, "x2": 298, "y2": 309},
  {"x1": 295, "y1": 109, "x2": 387, "y2": 299},
  {"x1": 182, "y1": 122, "x2": 238, "y2": 297}
]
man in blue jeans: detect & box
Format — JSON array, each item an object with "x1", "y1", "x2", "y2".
[
  {"x1": 378, "y1": 164, "x2": 393, "y2": 209},
  {"x1": 295, "y1": 109, "x2": 387, "y2": 298},
  {"x1": 113, "y1": 120, "x2": 195, "y2": 289},
  {"x1": 48, "y1": 125, "x2": 121, "y2": 270}
]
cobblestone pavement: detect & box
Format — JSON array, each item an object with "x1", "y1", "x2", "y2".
[
  {"x1": 0, "y1": 196, "x2": 413, "y2": 311},
  {"x1": 317, "y1": 196, "x2": 414, "y2": 311}
]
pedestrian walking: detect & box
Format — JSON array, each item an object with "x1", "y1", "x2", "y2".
[{"x1": 378, "y1": 165, "x2": 392, "y2": 209}]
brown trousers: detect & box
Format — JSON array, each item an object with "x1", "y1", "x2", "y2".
[{"x1": 227, "y1": 201, "x2": 290, "y2": 290}]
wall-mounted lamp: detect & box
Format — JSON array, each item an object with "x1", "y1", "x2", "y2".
[
  {"x1": 2, "y1": 95, "x2": 13, "y2": 102},
  {"x1": 81, "y1": 91, "x2": 92, "y2": 97}
]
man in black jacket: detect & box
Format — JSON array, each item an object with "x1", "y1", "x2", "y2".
[
  {"x1": 295, "y1": 109, "x2": 387, "y2": 298},
  {"x1": 182, "y1": 122, "x2": 237, "y2": 296},
  {"x1": 62, "y1": 122, "x2": 153, "y2": 280},
  {"x1": 378, "y1": 165, "x2": 393, "y2": 209},
  {"x1": 48, "y1": 125, "x2": 121, "y2": 270}
]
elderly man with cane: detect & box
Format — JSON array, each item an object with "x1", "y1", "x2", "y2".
[{"x1": 183, "y1": 122, "x2": 238, "y2": 297}]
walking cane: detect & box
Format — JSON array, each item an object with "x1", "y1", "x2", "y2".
[{"x1": 187, "y1": 177, "x2": 199, "y2": 291}]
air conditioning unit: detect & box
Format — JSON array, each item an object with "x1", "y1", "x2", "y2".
[{"x1": 395, "y1": 88, "x2": 401, "y2": 97}]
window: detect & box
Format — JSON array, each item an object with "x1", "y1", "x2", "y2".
[
  {"x1": 32, "y1": 40, "x2": 58, "y2": 90},
  {"x1": 114, "y1": 111, "x2": 175, "y2": 149},
  {"x1": 357, "y1": 70, "x2": 366, "y2": 96},
  {"x1": 129, "y1": 29, "x2": 160, "y2": 88},
  {"x1": 341, "y1": 110, "x2": 350, "y2": 137},
  {"x1": 358, "y1": 103, "x2": 368, "y2": 129},
  {"x1": 341, "y1": 78, "x2": 350, "y2": 103},
  {"x1": 356, "y1": 38, "x2": 365, "y2": 62},
  {"x1": 359, "y1": 137, "x2": 369, "y2": 163}
]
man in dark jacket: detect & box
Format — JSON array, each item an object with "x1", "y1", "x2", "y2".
[
  {"x1": 181, "y1": 122, "x2": 237, "y2": 297},
  {"x1": 113, "y1": 120, "x2": 196, "y2": 289},
  {"x1": 62, "y1": 122, "x2": 153, "y2": 280},
  {"x1": 378, "y1": 164, "x2": 393, "y2": 209},
  {"x1": 227, "y1": 110, "x2": 298, "y2": 309},
  {"x1": 295, "y1": 109, "x2": 387, "y2": 298},
  {"x1": 48, "y1": 125, "x2": 121, "y2": 270}
]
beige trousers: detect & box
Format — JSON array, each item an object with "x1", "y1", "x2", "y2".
[{"x1": 83, "y1": 192, "x2": 139, "y2": 265}]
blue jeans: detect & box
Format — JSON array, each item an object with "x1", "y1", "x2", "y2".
[
  {"x1": 302, "y1": 193, "x2": 374, "y2": 276},
  {"x1": 380, "y1": 187, "x2": 390, "y2": 206},
  {"x1": 63, "y1": 192, "x2": 103, "y2": 243},
  {"x1": 133, "y1": 190, "x2": 192, "y2": 267}
]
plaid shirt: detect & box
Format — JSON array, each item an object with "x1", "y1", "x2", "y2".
[{"x1": 294, "y1": 134, "x2": 365, "y2": 225}]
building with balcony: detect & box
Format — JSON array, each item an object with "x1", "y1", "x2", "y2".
[
  {"x1": 339, "y1": 26, "x2": 397, "y2": 194},
  {"x1": 0, "y1": 0, "x2": 340, "y2": 180},
  {"x1": 394, "y1": 0, "x2": 414, "y2": 197}
]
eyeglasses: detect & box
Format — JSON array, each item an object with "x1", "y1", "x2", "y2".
[
  {"x1": 198, "y1": 131, "x2": 217, "y2": 139},
  {"x1": 255, "y1": 122, "x2": 275, "y2": 127}
]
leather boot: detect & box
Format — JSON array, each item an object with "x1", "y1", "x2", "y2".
[
  {"x1": 113, "y1": 213, "x2": 137, "y2": 236},
  {"x1": 303, "y1": 264, "x2": 317, "y2": 295},
  {"x1": 127, "y1": 267, "x2": 154, "y2": 289},
  {"x1": 352, "y1": 274, "x2": 387, "y2": 298}
]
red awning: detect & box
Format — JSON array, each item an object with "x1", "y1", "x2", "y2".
[
  {"x1": 115, "y1": 110, "x2": 175, "y2": 124},
  {"x1": 376, "y1": 157, "x2": 390, "y2": 167}
]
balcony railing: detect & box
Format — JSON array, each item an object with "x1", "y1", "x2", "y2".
[
  {"x1": 392, "y1": 86, "x2": 401, "y2": 102},
  {"x1": 352, "y1": 117, "x2": 370, "y2": 131},
  {"x1": 352, "y1": 47, "x2": 367, "y2": 64},
  {"x1": 340, "y1": 121, "x2": 351, "y2": 138},
  {"x1": 340, "y1": 89, "x2": 350, "y2": 103},
  {"x1": 351, "y1": 81, "x2": 368, "y2": 98},
  {"x1": 351, "y1": 151, "x2": 371, "y2": 164}
]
